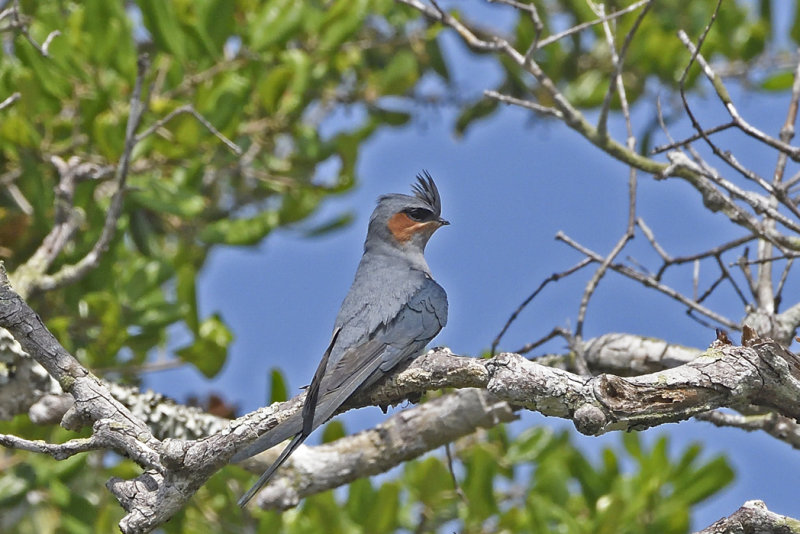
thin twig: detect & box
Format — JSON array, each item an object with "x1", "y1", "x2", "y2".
[
  {"x1": 514, "y1": 326, "x2": 571, "y2": 356},
  {"x1": 575, "y1": 167, "x2": 638, "y2": 338},
  {"x1": 784, "y1": 169, "x2": 800, "y2": 191},
  {"x1": 654, "y1": 235, "x2": 755, "y2": 280},
  {"x1": 484, "y1": 90, "x2": 563, "y2": 119},
  {"x1": 714, "y1": 255, "x2": 750, "y2": 307},
  {"x1": 135, "y1": 104, "x2": 242, "y2": 155},
  {"x1": 13, "y1": 157, "x2": 114, "y2": 297},
  {"x1": 636, "y1": 218, "x2": 671, "y2": 262},
  {"x1": 763, "y1": 50, "x2": 800, "y2": 315},
  {"x1": 677, "y1": 31, "x2": 800, "y2": 227},
  {"x1": 11, "y1": 0, "x2": 60, "y2": 57},
  {"x1": 536, "y1": 0, "x2": 651, "y2": 50},
  {"x1": 491, "y1": 258, "x2": 591, "y2": 355},
  {"x1": 734, "y1": 252, "x2": 800, "y2": 266},
  {"x1": 735, "y1": 247, "x2": 758, "y2": 298},
  {"x1": 556, "y1": 231, "x2": 740, "y2": 330},
  {"x1": 595, "y1": 0, "x2": 652, "y2": 138},
  {"x1": 0, "y1": 92, "x2": 20, "y2": 112},
  {"x1": 444, "y1": 442, "x2": 467, "y2": 503},
  {"x1": 651, "y1": 121, "x2": 736, "y2": 154},
  {"x1": 696, "y1": 410, "x2": 800, "y2": 450},
  {"x1": 677, "y1": 55, "x2": 800, "y2": 233},
  {"x1": 774, "y1": 257, "x2": 793, "y2": 309},
  {"x1": 0, "y1": 433, "x2": 102, "y2": 459}
]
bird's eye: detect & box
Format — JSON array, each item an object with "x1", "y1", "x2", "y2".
[{"x1": 404, "y1": 207, "x2": 433, "y2": 221}]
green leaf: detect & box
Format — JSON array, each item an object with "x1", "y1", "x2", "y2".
[
  {"x1": 377, "y1": 50, "x2": 419, "y2": 95},
  {"x1": 136, "y1": 0, "x2": 187, "y2": 59},
  {"x1": 463, "y1": 445, "x2": 498, "y2": 521},
  {"x1": 258, "y1": 66, "x2": 294, "y2": 114},
  {"x1": 370, "y1": 107, "x2": 412, "y2": 127},
  {"x1": 565, "y1": 69, "x2": 607, "y2": 108},
  {"x1": 280, "y1": 188, "x2": 322, "y2": 224},
  {"x1": 175, "y1": 314, "x2": 233, "y2": 377},
  {"x1": 506, "y1": 427, "x2": 554, "y2": 464},
  {"x1": 404, "y1": 456, "x2": 453, "y2": 508},
  {"x1": 346, "y1": 478, "x2": 376, "y2": 523},
  {"x1": 761, "y1": 70, "x2": 794, "y2": 91},
  {"x1": 257, "y1": 50, "x2": 311, "y2": 116},
  {"x1": 673, "y1": 455, "x2": 734, "y2": 505},
  {"x1": 195, "y1": 71, "x2": 249, "y2": 131},
  {"x1": 425, "y1": 37, "x2": 450, "y2": 81},
  {"x1": 198, "y1": 0, "x2": 235, "y2": 51},
  {"x1": 304, "y1": 212, "x2": 355, "y2": 238},
  {"x1": 248, "y1": 0, "x2": 304, "y2": 52},
  {"x1": 128, "y1": 210, "x2": 155, "y2": 257},
  {"x1": 301, "y1": 491, "x2": 350, "y2": 533},
  {"x1": 318, "y1": 0, "x2": 369, "y2": 53},
  {"x1": 362, "y1": 482, "x2": 400, "y2": 533},
  {"x1": 92, "y1": 109, "x2": 126, "y2": 159},
  {"x1": 199, "y1": 210, "x2": 280, "y2": 245},
  {"x1": 455, "y1": 97, "x2": 499, "y2": 137},
  {"x1": 129, "y1": 177, "x2": 207, "y2": 218},
  {"x1": 176, "y1": 264, "x2": 199, "y2": 333},
  {"x1": 268, "y1": 368, "x2": 288, "y2": 403},
  {"x1": 321, "y1": 420, "x2": 345, "y2": 443},
  {"x1": 622, "y1": 431, "x2": 642, "y2": 460}
]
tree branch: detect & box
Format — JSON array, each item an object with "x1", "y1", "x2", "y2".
[
  {"x1": 695, "y1": 500, "x2": 800, "y2": 534},
  {"x1": 3, "y1": 263, "x2": 800, "y2": 529},
  {"x1": 245, "y1": 388, "x2": 515, "y2": 509},
  {"x1": 0, "y1": 92, "x2": 20, "y2": 112},
  {"x1": 696, "y1": 409, "x2": 800, "y2": 450}
]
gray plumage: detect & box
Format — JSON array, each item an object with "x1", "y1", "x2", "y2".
[{"x1": 235, "y1": 172, "x2": 449, "y2": 507}]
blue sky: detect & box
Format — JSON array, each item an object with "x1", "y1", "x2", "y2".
[{"x1": 146, "y1": 5, "x2": 800, "y2": 527}]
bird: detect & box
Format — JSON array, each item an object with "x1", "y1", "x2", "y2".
[{"x1": 234, "y1": 172, "x2": 449, "y2": 508}]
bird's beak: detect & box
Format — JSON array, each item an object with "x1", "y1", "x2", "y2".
[{"x1": 437, "y1": 217, "x2": 450, "y2": 226}]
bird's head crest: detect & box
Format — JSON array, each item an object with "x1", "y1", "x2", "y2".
[{"x1": 411, "y1": 170, "x2": 442, "y2": 217}]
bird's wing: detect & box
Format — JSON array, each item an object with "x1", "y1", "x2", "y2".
[{"x1": 309, "y1": 277, "x2": 447, "y2": 428}]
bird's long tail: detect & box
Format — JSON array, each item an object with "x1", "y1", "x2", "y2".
[{"x1": 237, "y1": 432, "x2": 307, "y2": 508}]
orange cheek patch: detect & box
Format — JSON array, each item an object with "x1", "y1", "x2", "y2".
[{"x1": 387, "y1": 212, "x2": 434, "y2": 243}]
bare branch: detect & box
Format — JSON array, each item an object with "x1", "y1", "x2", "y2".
[
  {"x1": 595, "y1": 0, "x2": 652, "y2": 138},
  {"x1": 651, "y1": 121, "x2": 736, "y2": 154},
  {"x1": 556, "y1": 231, "x2": 740, "y2": 330},
  {"x1": 491, "y1": 258, "x2": 591, "y2": 355},
  {"x1": 10, "y1": 0, "x2": 60, "y2": 57},
  {"x1": 695, "y1": 500, "x2": 800, "y2": 534},
  {"x1": 135, "y1": 104, "x2": 242, "y2": 155},
  {"x1": 0, "y1": 432, "x2": 100, "y2": 460},
  {"x1": 652, "y1": 233, "x2": 755, "y2": 280},
  {"x1": 0, "y1": 92, "x2": 20, "y2": 112},
  {"x1": 514, "y1": 326, "x2": 572, "y2": 356},
  {"x1": 536, "y1": 0, "x2": 652, "y2": 50},
  {"x1": 775, "y1": 256, "x2": 794, "y2": 306},
  {"x1": 680, "y1": 32, "x2": 800, "y2": 163},
  {"x1": 575, "y1": 168, "x2": 637, "y2": 339},
  {"x1": 484, "y1": 90, "x2": 563, "y2": 119},
  {"x1": 243, "y1": 335, "x2": 800, "y2": 509},
  {"x1": 696, "y1": 410, "x2": 800, "y2": 451},
  {"x1": 5, "y1": 257, "x2": 800, "y2": 528},
  {"x1": 12, "y1": 157, "x2": 114, "y2": 298},
  {"x1": 247, "y1": 388, "x2": 514, "y2": 510}
]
